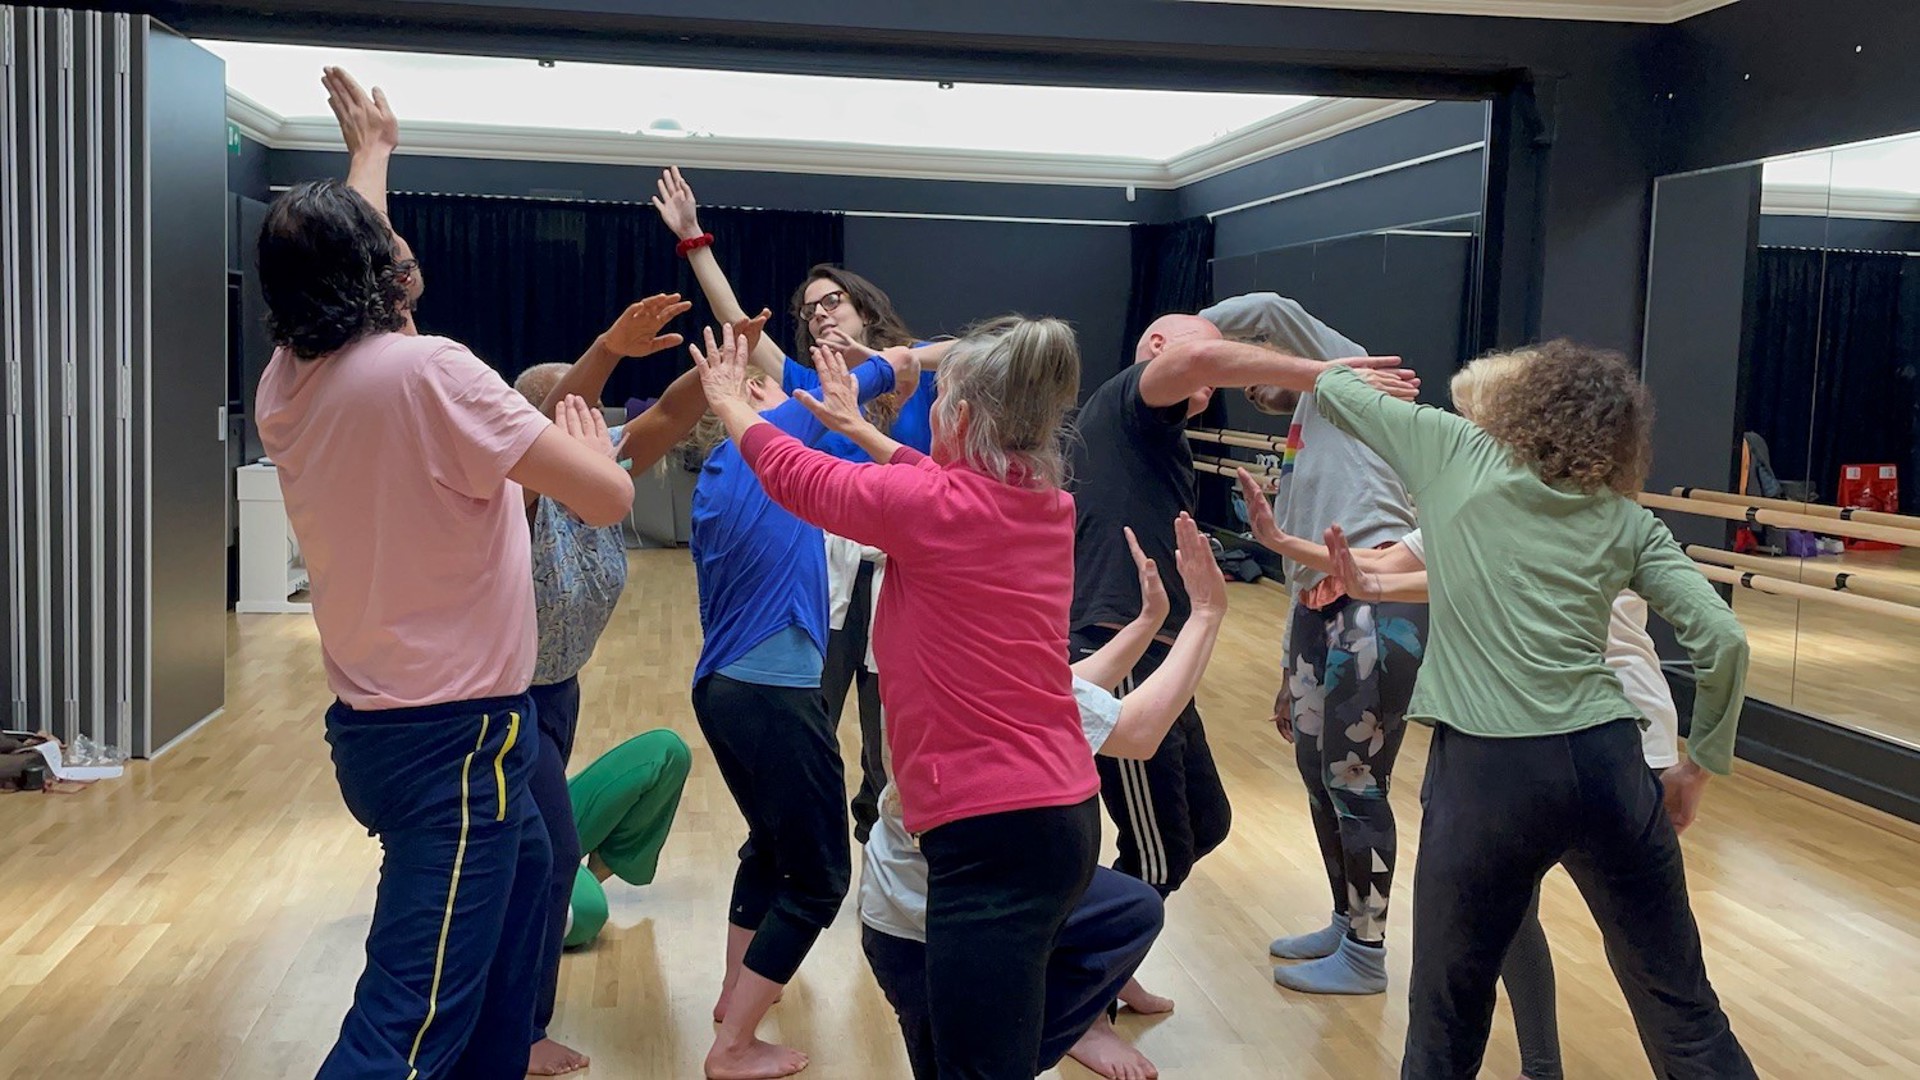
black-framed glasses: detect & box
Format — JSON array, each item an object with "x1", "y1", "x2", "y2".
[{"x1": 799, "y1": 290, "x2": 847, "y2": 321}]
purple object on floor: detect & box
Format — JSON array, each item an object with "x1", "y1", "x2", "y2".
[{"x1": 1781, "y1": 529, "x2": 1819, "y2": 558}]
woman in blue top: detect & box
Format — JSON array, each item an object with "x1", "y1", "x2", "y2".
[
  {"x1": 651, "y1": 167, "x2": 952, "y2": 847},
  {"x1": 687, "y1": 329, "x2": 916, "y2": 1080}
]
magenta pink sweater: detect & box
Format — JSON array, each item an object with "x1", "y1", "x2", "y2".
[{"x1": 740, "y1": 424, "x2": 1097, "y2": 834}]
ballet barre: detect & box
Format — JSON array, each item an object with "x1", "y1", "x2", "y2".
[
  {"x1": 1187, "y1": 427, "x2": 1287, "y2": 453},
  {"x1": 1192, "y1": 453, "x2": 1281, "y2": 482},
  {"x1": 1686, "y1": 546, "x2": 1920, "y2": 608},
  {"x1": 1669, "y1": 486, "x2": 1920, "y2": 532},
  {"x1": 1639, "y1": 492, "x2": 1920, "y2": 550},
  {"x1": 1691, "y1": 562, "x2": 1920, "y2": 627}
]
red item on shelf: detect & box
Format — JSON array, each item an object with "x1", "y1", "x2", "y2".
[{"x1": 1837, "y1": 463, "x2": 1901, "y2": 551}]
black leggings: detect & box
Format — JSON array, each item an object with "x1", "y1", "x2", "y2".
[
  {"x1": 691, "y1": 673, "x2": 850, "y2": 985},
  {"x1": 920, "y1": 797, "x2": 1100, "y2": 1080},
  {"x1": 1405, "y1": 720, "x2": 1753, "y2": 1080}
]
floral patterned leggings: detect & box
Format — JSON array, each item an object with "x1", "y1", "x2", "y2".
[{"x1": 1286, "y1": 596, "x2": 1427, "y2": 944}]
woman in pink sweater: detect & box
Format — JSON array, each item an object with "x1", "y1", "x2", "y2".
[{"x1": 694, "y1": 319, "x2": 1094, "y2": 1080}]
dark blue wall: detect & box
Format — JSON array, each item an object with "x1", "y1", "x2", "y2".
[
  {"x1": 1180, "y1": 100, "x2": 1485, "y2": 258},
  {"x1": 1758, "y1": 215, "x2": 1920, "y2": 253}
]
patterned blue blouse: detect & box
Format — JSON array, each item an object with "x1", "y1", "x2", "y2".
[{"x1": 530, "y1": 489, "x2": 628, "y2": 686}]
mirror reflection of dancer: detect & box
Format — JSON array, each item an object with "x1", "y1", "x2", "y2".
[
  {"x1": 695, "y1": 318, "x2": 1099, "y2": 1080},
  {"x1": 861, "y1": 515, "x2": 1227, "y2": 1080},
  {"x1": 1208, "y1": 294, "x2": 1425, "y2": 996},
  {"x1": 652, "y1": 168, "x2": 951, "y2": 847},
  {"x1": 1067, "y1": 303, "x2": 1417, "y2": 1011},
  {"x1": 1300, "y1": 342, "x2": 1755, "y2": 1079}
]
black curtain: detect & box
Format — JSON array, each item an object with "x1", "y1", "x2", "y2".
[
  {"x1": 1121, "y1": 216, "x2": 1215, "y2": 378},
  {"x1": 389, "y1": 194, "x2": 843, "y2": 404},
  {"x1": 1747, "y1": 247, "x2": 1918, "y2": 511}
]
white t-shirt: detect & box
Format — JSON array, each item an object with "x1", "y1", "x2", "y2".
[
  {"x1": 1400, "y1": 529, "x2": 1679, "y2": 768},
  {"x1": 859, "y1": 676, "x2": 1123, "y2": 943}
]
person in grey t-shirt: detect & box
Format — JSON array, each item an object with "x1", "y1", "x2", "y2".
[{"x1": 1200, "y1": 293, "x2": 1426, "y2": 997}]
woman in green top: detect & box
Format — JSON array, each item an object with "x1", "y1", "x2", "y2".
[{"x1": 1309, "y1": 340, "x2": 1756, "y2": 1079}]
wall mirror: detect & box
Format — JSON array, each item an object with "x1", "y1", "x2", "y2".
[{"x1": 1644, "y1": 132, "x2": 1920, "y2": 752}]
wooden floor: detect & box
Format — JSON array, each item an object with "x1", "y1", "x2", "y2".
[
  {"x1": 3, "y1": 549, "x2": 1919, "y2": 1078},
  {"x1": 1734, "y1": 545, "x2": 1920, "y2": 749}
]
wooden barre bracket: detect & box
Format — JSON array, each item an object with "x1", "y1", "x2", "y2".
[{"x1": 1640, "y1": 492, "x2": 1920, "y2": 550}]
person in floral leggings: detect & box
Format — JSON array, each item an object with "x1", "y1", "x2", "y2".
[{"x1": 1210, "y1": 293, "x2": 1424, "y2": 995}]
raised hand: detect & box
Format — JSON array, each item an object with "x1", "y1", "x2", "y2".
[
  {"x1": 818, "y1": 326, "x2": 878, "y2": 361},
  {"x1": 599, "y1": 294, "x2": 692, "y2": 358},
  {"x1": 793, "y1": 345, "x2": 867, "y2": 434},
  {"x1": 878, "y1": 345, "x2": 921, "y2": 402},
  {"x1": 650, "y1": 166, "x2": 703, "y2": 241},
  {"x1": 1324, "y1": 523, "x2": 1383, "y2": 602},
  {"x1": 1125, "y1": 526, "x2": 1169, "y2": 628},
  {"x1": 1235, "y1": 467, "x2": 1288, "y2": 550},
  {"x1": 731, "y1": 308, "x2": 772, "y2": 354},
  {"x1": 558, "y1": 395, "x2": 616, "y2": 460},
  {"x1": 689, "y1": 325, "x2": 751, "y2": 409},
  {"x1": 1173, "y1": 512, "x2": 1227, "y2": 621},
  {"x1": 1332, "y1": 355, "x2": 1421, "y2": 402},
  {"x1": 321, "y1": 67, "x2": 398, "y2": 157}
]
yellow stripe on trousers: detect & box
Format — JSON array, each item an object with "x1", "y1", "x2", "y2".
[
  {"x1": 493, "y1": 712, "x2": 520, "y2": 822},
  {"x1": 403, "y1": 713, "x2": 491, "y2": 1080}
]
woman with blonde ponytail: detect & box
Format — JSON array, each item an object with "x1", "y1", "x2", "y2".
[{"x1": 693, "y1": 315, "x2": 1098, "y2": 1080}]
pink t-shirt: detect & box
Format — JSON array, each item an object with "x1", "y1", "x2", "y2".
[
  {"x1": 739, "y1": 424, "x2": 1098, "y2": 835},
  {"x1": 256, "y1": 333, "x2": 550, "y2": 710}
]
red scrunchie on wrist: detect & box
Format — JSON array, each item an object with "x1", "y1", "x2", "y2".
[{"x1": 676, "y1": 232, "x2": 715, "y2": 258}]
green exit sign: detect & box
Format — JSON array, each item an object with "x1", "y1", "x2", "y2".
[{"x1": 227, "y1": 121, "x2": 242, "y2": 155}]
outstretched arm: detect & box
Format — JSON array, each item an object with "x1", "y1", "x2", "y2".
[
  {"x1": 1071, "y1": 527, "x2": 1170, "y2": 691},
  {"x1": 1235, "y1": 468, "x2": 1422, "y2": 576},
  {"x1": 538, "y1": 294, "x2": 695, "y2": 418},
  {"x1": 1138, "y1": 338, "x2": 1418, "y2": 410},
  {"x1": 652, "y1": 166, "x2": 788, "y2": 379},
  {"x1": 1102, "y1": 514, "x2": 1229, "y2": 760},
  {"x1": 1324, "y1": 525, "x2": 1430, "y2": 604},
  {"x1": 322, "y1": 67, "x2": 420, "y2": 328},
  {"x1": 792, "y1": 346, "x2": 908, "y2": 464},
  {"x1": 610, "y1": 310, "x2": 768, "y2": 477},
  {"x1": 694, "y1": 325, "x2": 930, "y2": 552}
]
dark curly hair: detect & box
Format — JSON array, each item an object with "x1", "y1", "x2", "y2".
[
  {"x1": 790, "y1": 264, "x2": 918, "y2": 432},
  {"x1": 258, "y1": 180, "x2": 414, "y2": 361},
  {"x1": 1473, "y1": 339, "x2": 1654, "y2": 496}
]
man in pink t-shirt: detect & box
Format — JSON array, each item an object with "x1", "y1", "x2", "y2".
[{"x1": 255, "y1": 173, "x2": 632, "y2": 1080}]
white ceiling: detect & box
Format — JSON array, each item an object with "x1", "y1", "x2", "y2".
[
  {"x1": 205, "y1": 41, "x2": 1313, "y2": 162},
  {"x1": 209, "y1": 41, "x2": 1443, "y2": 189},
  {"x1": 1183, "y1": 0, "x2": 1739, "y2": 23}
]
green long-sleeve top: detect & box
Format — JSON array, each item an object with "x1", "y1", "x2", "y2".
[{"x1": 1313, "y1": 366, "x2": 1750, "y2": 774}]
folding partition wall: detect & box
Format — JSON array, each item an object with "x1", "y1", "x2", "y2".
[{"x1": 1, "y1": 6, "x2": 227, "y2": 757}]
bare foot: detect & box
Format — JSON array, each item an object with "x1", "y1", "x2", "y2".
[
  {"x1": 704, "y1": 1037, "x2": 808, "y2": 1079},
  {"x1": 527, "y1": 1037, "x2": 591, "y2": 1076},
  {"x1": 1117, "y1": 977, "x2": 1175, "y2": 1016},
  {"x1": 1066, "y1": 1016, "x2": 1158, "y2": 1080}
]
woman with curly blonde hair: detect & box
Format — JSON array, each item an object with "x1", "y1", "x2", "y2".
[{"x1": 1302, "y1": 339, "x2": 1757, "y2": 1079}]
